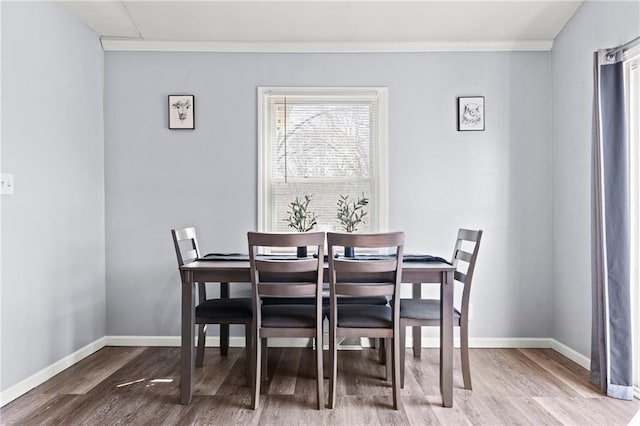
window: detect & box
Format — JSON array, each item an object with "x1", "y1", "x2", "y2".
[
  {"x1": 258, "y1": 87, "x2": 388, "y2": 235},
  {"x1": 626, "y1": 47, "x2": 640, "y2": 398}
]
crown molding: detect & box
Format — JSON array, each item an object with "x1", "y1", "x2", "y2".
[{"x1": 100, "y1": 38, "x2": 553, "y2": 53}]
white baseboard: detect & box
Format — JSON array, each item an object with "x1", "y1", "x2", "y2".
[
  {"x1": 107, "y1": 335, "x2": 184, "y2": 347},
  {"x1": 399, "y1": 336, "x2": 554, "y2": 349},
  {"x1": 105, "y1": 336, "x2": 311, "y2": 348},
  {"x1": 1, "y1": 335, "x2": 595, "y2": 408},
  {"x1": 549, "y1": 339, "x2": 591, "y2": 370},
  {"x1": 0, "y1": 337, "x2": 107, "y2": 407}
]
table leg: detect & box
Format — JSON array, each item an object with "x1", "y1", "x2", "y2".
[
  {"x1": 220, "y1": 282, "x2": 230, "y2": 356},
  {"x1": 440, "y1": 270, "x2": 454, "y2": 407},
  {"x1": 181, "y1": 270, "x2": 195, "y2": 405},
  {"x1": 412, "y1": 283, "x2": 421, "y2": 358},
  {"x1": 220, "y1": 282, "x2": 229, "y2": 356}
]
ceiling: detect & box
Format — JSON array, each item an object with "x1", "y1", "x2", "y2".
[{"x1": 58, "y1": 1, "x2": 583, "y2": 52}]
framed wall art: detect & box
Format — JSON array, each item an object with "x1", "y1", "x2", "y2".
[
  {"x1": 168, "y1": 94, "x2": 195, "y2": 130},
  {"x1": 457, "y1": 96, "x2": 485, "y2": 131}
]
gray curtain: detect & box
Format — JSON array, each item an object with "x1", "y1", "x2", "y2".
[{"x1": 590, "y1": 47, "x2": 633, "y2": 400}]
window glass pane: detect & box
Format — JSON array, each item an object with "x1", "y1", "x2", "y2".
[
  {"x1": 272, "y1": 102, "x2": 374, "y2": 179},
  {"x1": 271, "y1": 181, "x2": 376, "y2": 233},
  {"x1": 259, "y1": 88, "x2": 387, "y2": 235}
]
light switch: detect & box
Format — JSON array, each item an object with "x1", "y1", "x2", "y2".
[{"x1": 1, "y1": 173, "x2": 14, "y2": 195}]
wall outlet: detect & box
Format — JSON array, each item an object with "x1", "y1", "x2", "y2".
[{"x1": 1, "y1": 173, "x2": 14, "y2": 195}]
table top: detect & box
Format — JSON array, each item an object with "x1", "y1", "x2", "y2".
[
  {"x1": 180, "y1": 259, "x2": 455, "y2": 284},
  {"x1": 181, "y1": 259, "x2": 453, "y2": 270}
]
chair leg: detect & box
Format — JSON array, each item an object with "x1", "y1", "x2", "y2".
[
  {"x1": 251, "y1": 330, "x2": 261, "y2": 410},
  {"x1": 328, "y1": 328, "x2": 337, "y2": 409},
  {"x1": 220, "y1": 324, "x2": 229, "y2": 356},
  {"x1": 392, "y1": 335, "x2": 401, "y2": 410},
  {"x1": 377, "y1": 338, "x2": 386, "y2": 364},
  {"x1": 196, "y1": 324, "x2": 207, "y2": 367},
  {"x1": 244, "y1": 324, "x2": 252, "y2": 387},
  {"x1": 413, "y1": 325, "x2": 422, "y2": 358},
  {"x1": 261, "y1": 338, "x2": 268, "y2": 381},
  {"x1": 460, "y1": 321, "x2": 472, "y2": 390},
  {"x1": 399, "y1": 322, "x2": 406, "y2": 389},
  {"x1": 316, "y1": 326, "x2": 324, "y2": 410},
  {"x1": 385, "y1": 338, "x2": 392, "y2": 381}
]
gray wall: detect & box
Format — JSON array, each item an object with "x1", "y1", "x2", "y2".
[
  {"x1": 0, "y1": 2, "x2": 105, "y2": 390},
  {"x1": 551, "y1": 1, "x2": 640, "y2": 356},
  {"x1": 104, "y1": 51, "x2": 553, "y2": 339}
]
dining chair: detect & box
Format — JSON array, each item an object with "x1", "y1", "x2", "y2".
[
  {"x1": 327, "y1": 232, "x2": 405, "y2": 410},
  {"x1": 171, "y1": 227, "x2": 253, "y2": 383},
  {"x1": 248, "y1": 231, "x2": 325, "y2": 410},
  {"x1": 399, "y1": 228, "x2": 482, "y2": 389}
]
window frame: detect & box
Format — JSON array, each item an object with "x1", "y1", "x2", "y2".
[
  {"x1": 257, "y1": 87, "x2": 389, "y2": 234},
  {"x1": 625, "y1": 51, "x2": 640, "y2": 399}
]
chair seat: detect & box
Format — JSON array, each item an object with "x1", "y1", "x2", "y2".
[
  {"x1": 262, "y1": 296, "x2": 388, "y2": 306},
  {"x1": 399, "y1": 299, "x2": 461, "y2": 321},
  {"x1": 196, "y1": 297, "x2": 253, "y2": 320},
  {"x1": 337, "y1": 304, "x2": 392, "y2": 328},
  {"x1": 261, "y1": 304, "x2": 319, "y2": 328},
  {"x1": 338, "y1": 296, "x2": 388, "y2": 305},
  {"x1": 262, "y1": 296, "x2": 318, "y2": 305}
]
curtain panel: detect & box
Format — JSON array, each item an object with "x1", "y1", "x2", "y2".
[{"x1": 590, "y1": 47, "x2": 633, "y2": 400}]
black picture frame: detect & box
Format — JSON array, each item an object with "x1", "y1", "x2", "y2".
[
  {"x1": 457, "y1": 96, "x2": 485, "y2": 131},
  {"x1": 168, "y1": 94, "x2": 195, "y2": 130}
]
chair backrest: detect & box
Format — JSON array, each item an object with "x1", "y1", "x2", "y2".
[
  {"x1": 171, "y1": 227, "x2": 206, "y2": 303},
  {"x1": 327, "y1": 232, "x2": 405, "y2": 322},
  {"x1": 451, "y1": 228, "x2": 483, "y2": 317},
  {"x1": 171, "y1": 227, "x2": 200, "y2": 267},
  {"x1": 247, "y1": 232, "x2": 325, "y2": 320}
]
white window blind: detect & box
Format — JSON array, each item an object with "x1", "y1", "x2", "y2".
[{"x1": 258, "y1": 87, "x2": 388, "y2": 234}]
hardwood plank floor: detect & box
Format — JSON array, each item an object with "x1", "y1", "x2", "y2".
[{"x1": 1, "y1": 347, "x2": 638, "y2": 425}]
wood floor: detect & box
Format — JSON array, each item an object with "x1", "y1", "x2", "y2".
[{"x1": 1, "y1": 346, "x2": 638, "y2": 425}]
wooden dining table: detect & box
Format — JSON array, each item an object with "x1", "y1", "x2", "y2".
[{"x1": 178, "y1": 259, "x2": 456, "y2": 407}]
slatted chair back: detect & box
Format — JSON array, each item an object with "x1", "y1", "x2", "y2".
[
  {"x1": 327, "y1": 232, "x2": 405, "y2": 307},
  {"x1": 451, "y1": 228, "x2": 483, "y2": 320},
  {"x1": 171, "y1": 227, "x2": 200, "y2": 266},
  {"x1": 248, "y1": 232, "x2": 325, "y2": 303},
  {"x1": 172, "y1": 227, "x2": 205, "y2": 303}
]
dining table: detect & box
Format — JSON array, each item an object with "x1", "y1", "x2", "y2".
[{"x1": 178, "y1": 258, "x2": 456, "y2": 407}]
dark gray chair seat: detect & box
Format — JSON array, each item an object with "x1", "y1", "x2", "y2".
[
  {"x1": 337, "y1": 304, "x2": 392, "y2": 328},
  {"x1": 196, "y1": 297, "x2": 253, "y2": 320},
  {"x1": 338, "y1": 296, "x2": 388, "y2": 305},
  {"x1": 398, "y1": 299, "x2": 461, "y2": 321},
  {"x1": 261, "y1": 304, "x2": 318, "y2": 328},
  {"x1": 262, "y1": 295, "x2": 388, "y2": 306}
]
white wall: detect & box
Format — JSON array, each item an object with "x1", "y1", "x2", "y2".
[
  {"x1": 551, "y1": 1, "x2": 640, "y2": 357},
  {"x1": 0, "y1": 2, "x2": 105, "y2": 391},
  {"x1": 104, "y1": 51, "x2": 553, "y2": 340}
]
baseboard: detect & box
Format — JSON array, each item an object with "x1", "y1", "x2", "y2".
[
  {"x1": 0, "y1": 337, "x2": 107, "y2": 407},
  {"x1": 107, "y1": 336, "x2": 557, "y2": 350},
  {"x1": 106, "y1": 335, "x2": 311, "y2": 348},
  {"x1": 1, "y1": 335, "x2": 595, "y2": 408},
  {"x1": 397, "y1": 336, "x2": 553, "y2": 349},
  {"x1": 549, "y1": 339, "x2": 591, "y2": 370}
]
